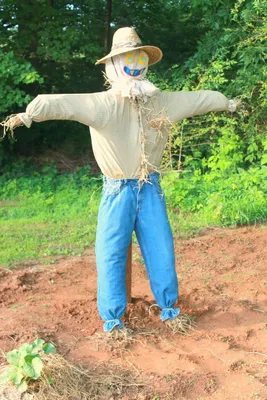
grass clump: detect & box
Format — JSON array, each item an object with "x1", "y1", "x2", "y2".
[{"x1": 162, "y1": 166, "x2": 267, "y2": 236}]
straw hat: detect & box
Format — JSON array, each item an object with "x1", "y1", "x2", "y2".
[{"x1": 95, "y1": 27, "x2": 163, "y2": 66}]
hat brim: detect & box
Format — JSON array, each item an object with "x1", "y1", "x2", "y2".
[{"x1": 95, "y1": 45, "x2": 162, "y2": 66}]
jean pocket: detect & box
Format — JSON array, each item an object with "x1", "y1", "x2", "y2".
[{"x1": 103, "y1": 179, "x2": 123, "y2": 196}]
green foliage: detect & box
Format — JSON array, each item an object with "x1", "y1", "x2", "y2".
[
  {"x1": 0, "y1": 338, "x2": 56, "y2": 391},
  {"x1": 0, "y1": 164, "x2": 102, "y2": 267},
  {"x1": 162, "y1": 165, "x2": 267, "y2": 230},
  {"x1": 151, "y1": 0, "x2": 267, "y2": 176},
  {"x1": 0, "y1": 50, "x2": 42, "y2": 113},
  {"x1": 0, "y1": 0, "x2": 107, "y2": 162},
  {"x1": 112, "y1": 0, "x2": 205, "y2": 71}
]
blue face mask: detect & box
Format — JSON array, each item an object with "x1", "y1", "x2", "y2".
[{"x1": 124, "y1": 66, "x2": 146, "y2": 77}]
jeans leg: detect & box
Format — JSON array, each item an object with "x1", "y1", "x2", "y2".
[
  {"x1": 96, "y1": 180, "x2": 136, "y2": 331},
  {"x1": 135, "y1": 175, "x2": 179, "y2": 321}
]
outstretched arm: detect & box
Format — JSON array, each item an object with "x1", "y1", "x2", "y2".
[
  {"x1": 163, "y1": 90, "x2": 238, "y2": 123},
  {"x1": 1, "y1": 92, "x2": 109, "y2": 136}
]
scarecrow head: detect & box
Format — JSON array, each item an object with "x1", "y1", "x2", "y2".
[
  {"x1": 96, "y1": 27, "x2": 162, "y2": 94},
  {"x1": 105, "y1": 49, "x2": 149, "y2": 83}
]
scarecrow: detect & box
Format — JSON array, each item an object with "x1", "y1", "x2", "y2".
[{"x1": 1, "y1": 27, "x2": 238, "y2": 333}]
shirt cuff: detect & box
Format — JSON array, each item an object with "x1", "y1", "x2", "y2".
[{"x1": 17, "y1": 113, "x2": 32, "y2": 128}]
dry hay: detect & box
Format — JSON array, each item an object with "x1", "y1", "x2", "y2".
[
  {"x1": 90, "y1": 326, "x2": 136, "y2": 349},
  {"x1": 100, "y1": 327, "x2": 137, "y2": 352},
  {"x1": 146, "y1": 112, "x2": 171, "y2": 136},
  {"x1": 106, "y1": 326, "x2": 134, "y2": 341},
  {"x1": 164, "y1": 314, "x2": 196, "y2": 335},
  {"x1": 0, "y1": 384, "x2": 34, "y2": 400},
  {"x1": 0, "y1": 115, "x2": 23, "y2": 140},
  {"x1": 87, "y1": 327, "x2": 159, "y2": 355},
  {"x1": 0, "y1": 354, "x2": 149, "y2": 400}
]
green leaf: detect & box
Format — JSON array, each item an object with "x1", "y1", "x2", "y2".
[
  {"x1": 6, "y1": 349, "x2": 20, "y2": 367},
  {"x1": 31, "y1": 356, "x2": 43, "y2": 379},
  {"x1": 13, "y1": 371, "x2": 24, "y2": 386},
  {"x1": 23, "y1": 362, "x2": 35, "y2": 378},
  {"x1": 24, "y1": 354, "x2": 36, "y2": 364},
  {"x1": 261, "y1": 154, "x2": 267, "y2": 165},
  {"x1": 19, "y1": 343, "x2": 33, "y2": 355},
  {"x1": 43, "y1": 343, "x2": 56, "y2": 355},
  {"x1": 7, "y1": 366, "x2": 20, "y2": 381},
  {"x1": 32, "y1": 338, "x2": 45, "y2": 354}
]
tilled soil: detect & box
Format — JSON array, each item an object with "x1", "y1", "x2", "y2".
[{"x1": 0, "y1": 225, "x2": 267, "y2": 399}]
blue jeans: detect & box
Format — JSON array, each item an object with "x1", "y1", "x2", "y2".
[{"x1": 95, "y1": 172, "x2": 179, "y2": 331}]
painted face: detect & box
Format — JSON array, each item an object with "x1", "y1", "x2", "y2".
[
  {"x1": 123, "y1": 50, "x2": 149, "y2": 77},
  {"x1": 105, "y1": 49, "x2": 149, "y2": 83}
]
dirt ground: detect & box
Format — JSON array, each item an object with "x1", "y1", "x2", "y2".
[{"x1": 1, "y1": 225, "x2": 267, "y2": 399}]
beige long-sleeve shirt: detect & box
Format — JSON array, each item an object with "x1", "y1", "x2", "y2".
[{"x1": 18, "y1": 90, "x2": 230, "y2": 178}]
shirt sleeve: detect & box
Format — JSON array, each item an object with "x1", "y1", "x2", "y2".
[
  {"x1": 162, "y1": 90, "x2": 230, "y2": 123},
  {"x1": 17, "y1": 92, "x2": 109, "y2": 130}
]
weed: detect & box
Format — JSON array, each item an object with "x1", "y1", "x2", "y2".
[{"x1": 0, "y1": 338, "x2": 56, "y2": 392}]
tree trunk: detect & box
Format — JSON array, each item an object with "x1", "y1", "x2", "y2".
[{"x1": 105, "y1": 0, "x2": 112, "y2": 52}]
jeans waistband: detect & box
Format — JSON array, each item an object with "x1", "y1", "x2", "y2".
[{"x1": 103, "y1": 171, "x2": 160, "y2": 185}]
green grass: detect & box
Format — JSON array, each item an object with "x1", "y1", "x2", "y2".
[
  {"x1": 0, "y1": 165, "x2": 102, "y2": 267},
  {"x1": 1, "y1": 164, "x2": 267, "y2": 268},
  {"x1": 0, "y1": 218, "x2": 98, "y2": 266}
]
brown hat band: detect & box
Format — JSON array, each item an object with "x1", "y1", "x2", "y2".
[{"x1": 112, "y1": 42, "x2": 142, "y2": 50}]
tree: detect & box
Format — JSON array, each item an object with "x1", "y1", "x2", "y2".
[
  {"x1": 152, "y1": 0, "x2": 267, "y2": 174},
  {"x1": 0, "y1": 0, "x2": 206, "y2": 165}
]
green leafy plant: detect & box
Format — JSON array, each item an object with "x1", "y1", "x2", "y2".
[{"x1": 0, "y1": 338, "x2": 56, "y2": 392}]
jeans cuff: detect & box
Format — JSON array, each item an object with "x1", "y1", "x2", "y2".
[
  {"x1": 103, "y1": 319, "x2": 124, "y2": 332},
  {"x1": 160, "y1": 307, "x2": 180, "y2": 322}
]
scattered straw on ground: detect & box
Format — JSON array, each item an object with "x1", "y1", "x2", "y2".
[
  {"x1": 106, "y1": 327, "x2": 134, "y2": 340},
  {"x1": 0, "y1": 383, "x2": 34, "y2": 400},
  {"x1": 86, "y1": 327, "x2": 161, "y2": 355},
  {"x1": 0, "y1": 354, "x2": 149, "y2": 400},
  {"x1": 87, "y1": 327, "x2": 140, "y2": 353},
  {"x1": 165, "y1": 314, "x2": 196, "y2": 335}
]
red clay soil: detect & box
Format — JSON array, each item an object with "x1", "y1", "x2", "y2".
[{"x1": 1, "y1": 225, "x2": 267, "y2": 399}]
